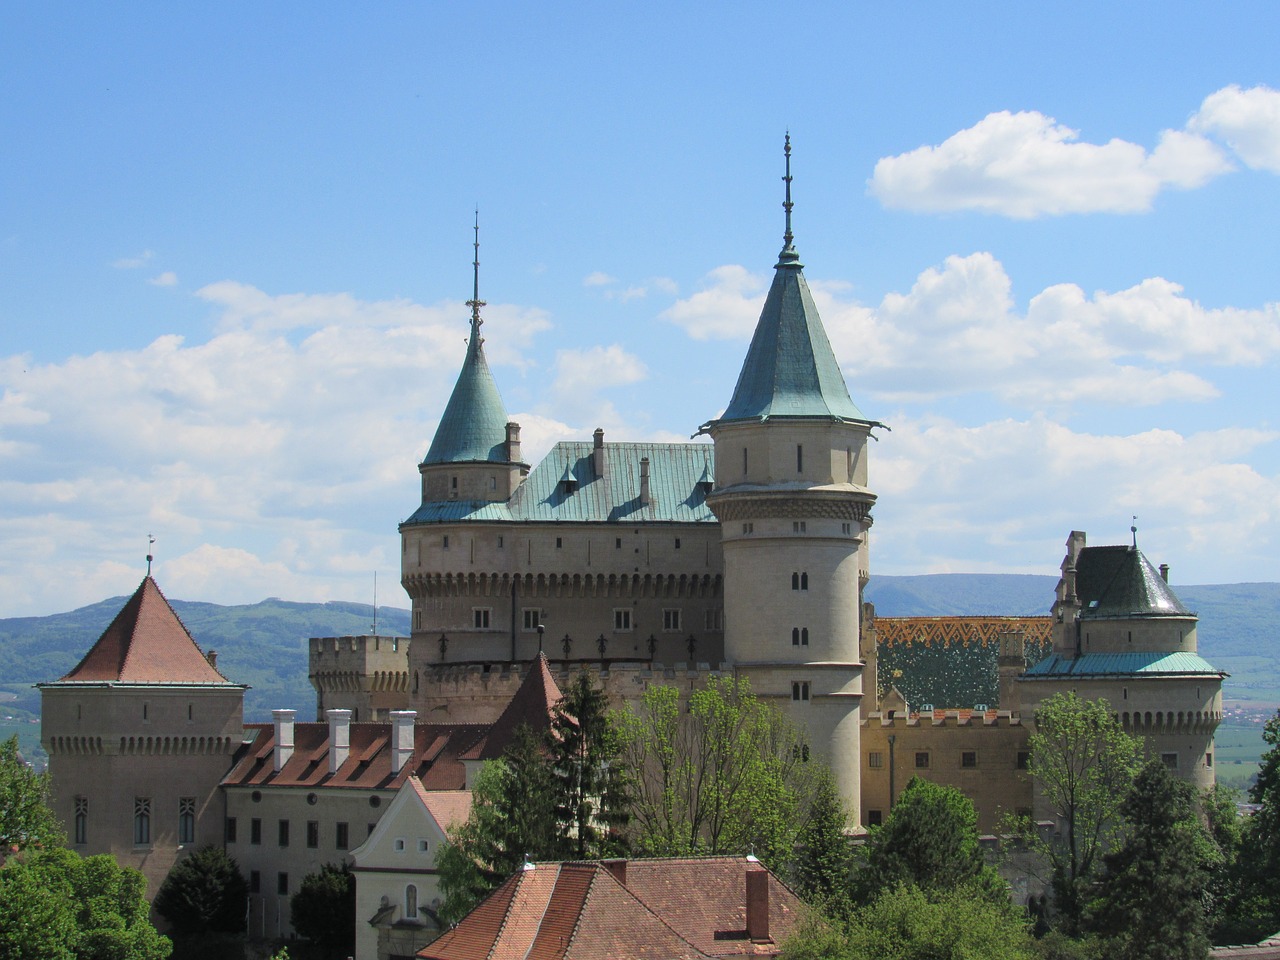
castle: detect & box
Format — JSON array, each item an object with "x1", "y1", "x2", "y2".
[{"x1": 39, "y1": 140, "x2": 1226, "y2": 952}]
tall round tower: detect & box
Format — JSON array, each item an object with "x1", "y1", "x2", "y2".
[{"x1": 700, "y1": 137, "x2": 881, "y2": 816}]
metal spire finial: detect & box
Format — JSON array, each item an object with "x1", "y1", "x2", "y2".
[
  {"x1": 465, "y1": 210, "x2": 485, "y2": 346},
  {"x1": 146, "y1": 534, "x2": 156, "y2": 577},
  {"x1": 1131, "y1": 516, "x2": 1138, "y2": 548},
  {"x1": 782, "y1": 132, "x2": 794, "y2": 249}
]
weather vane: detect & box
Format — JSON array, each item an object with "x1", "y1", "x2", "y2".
[
  {"x1": 146, "y1": 534, "x2": 156, "y2": 576},
  {"x1": 1131, "y1": 516, "x2": 1138, "y2": 548},
  {"x1": 782, "y1": 132, "x2": 794, "y2": 249},
  {"x1": 465, "y1": 209, "x2": 485, "y2": 346}
]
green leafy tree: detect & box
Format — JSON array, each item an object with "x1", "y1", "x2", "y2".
[
  {"x1": 1085, "y1": 757, "x2": 1212, "y2": 960},
  {"x1": 617, "y1": 676, "x2": 820, "y2": 866},
  {"x1": 1024, "y1": 692, "x2": 1141, "y2": 934},
  {"x1": 551, "y1": 671, "x2": 632, "y2": 859},
  {"x1": 437, "y1": 724, "x2": 559, "y2": 924},
  {"x1": 1202, "y1": 783, "x2": 1247, "y2": 944},
  {"x1": 153, "y1": 845, "x2": 248, "y2": 936},
  {"x1": 781, "y1": 882, "x2": 1037, "y2": 960},
  {"x1": 855, "y1": 777, "x2": 1005, "y2": 905},
  {"x1": 790, "y1": 768, "x2": 852, "y2": 915},
  {"x1": 290, "y1": 863, "x2": 356, "y2": 960},
  {"x1": 0, "y1": 848, "x2": 170, "y2": 960},
  {"x1": 0, "y1": 734, "x2": 62, "y2": 850}
]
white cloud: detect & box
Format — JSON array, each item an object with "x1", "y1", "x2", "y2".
[
  {"x1": 1190, "y1": 84, "x2": 1280, "y2": 173},
  {"x1": 583, "y1": 271, "x2": 615, "y2": 287},
  {"x1": 148, "y1": 271, "x2": 179, "y2": 287},
  {"x1": 871, "y1": 109, "x2": 1231, "y2": 217},
  {"x1": 665, "y1": 253, "x2": 1280, "y2": 409},
  {"x1": 112, "y1": 250, "x2": 154, "y2": 269}
]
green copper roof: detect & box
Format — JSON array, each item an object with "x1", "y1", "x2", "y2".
[
  {"x1": 403, "y1": 442, "x2": 716, "y2": 526},
  {"x1": 1075, "y1": 545, "x2": 1192, "y2": 619},
  {"x1": 706, "y1": 137, "x2": 871, "y2": 430},
  {"x1": 423, "y1": 330, "x2": 510, "y2": 465},
  {"x1": 1023, "y1": 651, "x2": 1224, "y2": 678}
]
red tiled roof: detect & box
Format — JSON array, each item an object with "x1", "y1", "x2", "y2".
[
  {"x1": 413, "y1": 782, "x2": 472, "y2": 832},
  {"x1": 56, "y1": 577, "x2": 234, "y2": 685},
  {"x1": 418, "y1": 857, "x2": 803, "y2": 960},
  {"x1": 462, "y1": 655, "x2": 563, "y2": 761},
  {"x1": 222, "y1": 720, "x2": 489, "y2": 791}
]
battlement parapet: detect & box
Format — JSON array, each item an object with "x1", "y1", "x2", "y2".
[{"x1": 865, "y1": 709, "x2": 1025, "y2": 729}]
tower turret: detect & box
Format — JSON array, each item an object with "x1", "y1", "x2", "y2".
[{"x1": 700, "y1": 136, "x2": 881, "y2": 818}]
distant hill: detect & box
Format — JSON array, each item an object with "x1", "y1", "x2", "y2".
[{"x1": 2, "y1": 575, "x2": 1274, "y2": 734}]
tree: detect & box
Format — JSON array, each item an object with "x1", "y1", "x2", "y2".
[
  {"x1": 437, "y1": 724, "x2": 559, "y2": 924},
  {"x1": 1024, "y1": 692, "x2": 1141, "y2": 933},
  {"x1": 550, "y1": 671, "x2": 632, "y2": 859},
  {"x1": 1202, "y1": 783, "x2": 1247, "y2": 944},
  {"x1": 617, "y1": 676, "x2": 821, "y2": 866},
  {"x1": 789, "y1": 768, "x2": 852, "y2": 915},
  {"x1": 290, "y1": 863, "x2": 356, "y2": 960},
  {"x1": 0, "y1": 734, "x2": 62, "y2": 850},
  {"x1": 1085, "y1": 757, "x2": 1212, "y2": 960},
  {"x1": 781, "y1": 882, "x2": 1038, "y2": 960},
  {"x1": 153, "y1": 845, "x2": 248, "y2": 936},
  {"x1": 0, "y1": 848, "x2": 171, "y2": 960},
  {"x1": 855, "y1": 776, "x2": 1004, "y2": 906}
]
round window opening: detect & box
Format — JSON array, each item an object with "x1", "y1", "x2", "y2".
[
  {"x1": 251, "y1": 790, "x2": 262, "y2": 803},
  {"x1": 369, "y1": 795, "x2": 382, "y2": 809},
  {"x1": 307, "y1": 793, "x2": 318, "y2": 806}
]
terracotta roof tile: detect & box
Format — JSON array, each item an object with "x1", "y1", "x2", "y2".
[
  {"x1": 55, "y1": 577, "x2": 236, "y2": 685},
  {"x1": 462, "y1": 655, "x2": 563, "y2": 761}
]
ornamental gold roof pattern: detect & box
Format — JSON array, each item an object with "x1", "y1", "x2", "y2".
[{"x1": 875, "y1": 616, "x2": 1054, "y2": 647}]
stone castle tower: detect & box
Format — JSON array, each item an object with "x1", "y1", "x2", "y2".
[
  {"x1": 700, "y1": 137, "x2": 879, "y2": 812},
  {"x1": 39, "y1": 576, "x2": 246, "y2": 893}
]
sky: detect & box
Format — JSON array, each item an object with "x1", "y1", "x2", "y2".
[{"x1": 3, "y1": 3, "x2": 1280, "y2": 617}]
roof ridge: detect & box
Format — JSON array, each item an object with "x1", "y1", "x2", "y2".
[{"x1": 587, "y1": 862, "x2": 716, "y2": 959}]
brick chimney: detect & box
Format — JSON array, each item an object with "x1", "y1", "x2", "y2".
[
  {"x1": 272, "y1": 709, "x2": 296, "y2": 773},
  {"x1": 327, "y1": 708, "x2": 352, "y2": 775},
  {"x1": 602, "y1": 859, "x2": 628, "y2": 886},
  {"x1": 593, "y1": 428, "x2": 606, "y2": 480},
  {"x1": 390, "y1": 710, "x2": 416, "y2": 774},
  {"x1": 506, "y1": 421, "x2": 522, "y2": 463},
  {"x1": 746, "y1": 869, "x2": 769, "y2": 941},
  {"x1": 1160, "y1": 563, "x2": 1170, "y2": 583}
]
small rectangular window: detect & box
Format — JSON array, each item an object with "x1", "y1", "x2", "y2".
[
  {"x1": 867, "y1": 809, "x2": 883, "y2": 826},
  {"x1": 74, "y1": 797, "x2": 88, "y2": 845},
  {"x1": 792, "y1": 521, "x2": 807, "y2": 533},
  {"x1": 277, "y1": 873, "x2": 289, "y2": 896},
  {"x1": 225, "y1": 817, "x2": 237, "y2": 844},
  {"x1": 1016, "y1": 751, "x2": 1030, "y2": 770},
  {"x1": 555, "y1": 537, "x2": 563, "y2": 549},
  {"x1": 961, "y1": 751, "x2": 977, "y2": 769},
  {"x1": 442, "y1": 535, "x2": 450, "y2": 549},
  {"x1": 418, "y1": 839, "x2": 429, "y2": 852},
  {"x1": 250, "y1": 818, "x2": 262, "y2": 845},
  {"x1": 336, "y1": 822, "x2": 349, "y2": 850},
  {"x1": 674, "y1": 537, "x2": 681, "y2": 549},
  {"x1": 616, "y1": 537, "x2": 622, "y2": 548},
  {"x1": 394, "y1": 838, "x2": 406, "y2": 852},
  {"x1": 134, "y1": 798, "x2": 151, "y2": 845},
  {"x1": 915, "y1": 752, "x2": 930, "y2": 769},
  {"x1": 663, "y1": 609, "x2": 681, "y2": 632},
  {"x1": 742, "y1": 522, "x2": 753, "y2": 535},
  {"x1": 306, "y1": 821, "x2": 319, "y2": 848},
  {"x1": 1161, "y1": 752, "x2": 1179, "y2": 770},
  {"x1": 705, "y1": 609, "x2": 722, "y2": 631},
  {"x1": 841, "y1": 522, "x2": 851, "y2": 535},
  {"x1": 249, "y1": 870, "x2": 261, "y2": 894},
  {"x1": 522, "y1": 608, "x2": 542, "y2": 631},
  {"x1": 497, "y1": 535, "x2": 504, "y2": 548},
  {"x1": 614, "y1": 608, "x2": 633, "y2": 631},
  {"x1": 797, "y1": 444, "x2": 803, "y2": 473},
  {"x1": 278, "y1": 819, "x2": 289, "y2": 847},
  {"x1": 868, "y1": 752, "x2": 883, "y2": 769},
  {"x1": 791, "y1": 681, "x2": 810, "y2": 702},
  {"x1": 1206, "y1": 752, "x2": 1213, "y2": 767},
  {"x1": 473, "y1": 608, "x2": 491, "y2": 629},
  {"x1": 179, "y1": 797, "x2": 196, "y2": 844}
]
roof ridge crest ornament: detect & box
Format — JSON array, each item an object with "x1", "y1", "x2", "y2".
[
  {"x1": 777, "y1": 132, "x2": 801, "y2": 268},
  {"x1": 465, "y1": 209, "x2": 485, "y2": 347}
]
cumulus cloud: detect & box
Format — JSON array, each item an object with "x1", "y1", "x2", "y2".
[
  {"x1": 582, "y1": 271, "x2": 671, "y2": 302},
  {"x1": 870, "y1": 110, "x2": 1230, "y2": 217},
  {"x1": 112, "y1": 250, "x2": 154, "y2": 269},
  {"x1": 148, "y1": 271, "x2": 179, "y2": 287},
  {"x1": 583, "y1": 271, "x2": 615, "y2": 287},
  {"x1": 1189, "y1": 84, "x2": 1280, "y2": 173},
  {"x1": 663, "y1": 254, "x2": 1280, "y2": 408}
]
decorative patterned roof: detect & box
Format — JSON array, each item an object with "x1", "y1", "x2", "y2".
[
  {"x1": 1074, "y1": 545, "x2": 1192, "y2": 619},
  {"x1": 1022, "y1": 651, "x2": 1226, "y2": 679},
  {"x1": 419, "y1": 857, "x2": 802, "y2": 960},
  {"x1": 52, "y1": 576, "x2": 236, "y2": 686},
  {"x1": 403, "y1": 442, "x2": 716, "y2": 527}
]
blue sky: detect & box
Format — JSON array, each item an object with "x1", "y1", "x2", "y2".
[{"x1": 3, "y1": 3, "x2": 1279, "y2": 615}]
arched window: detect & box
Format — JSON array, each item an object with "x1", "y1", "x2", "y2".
[
  {"x1": 792, "y1": 628, "x2": 800, "y2": 646},
  {"x1": 801, "y1": 628, "x2": 809, "y2": 646},
  {"x1": 405, "y1": 884, "x2": 418, "y2": 920},
  {"x1": 800, "y1": 573, "x2": 808, "y2": 590},
  {"x1": 791, "y1": 573, "x2": 799, "y2": 590},
  {"x1": 134, "y1": 797, "x2": 151, "y2": 845}
]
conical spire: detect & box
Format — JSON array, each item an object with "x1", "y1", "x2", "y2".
[
  {"x1": 706, "y1": 136, "x2": 870, "y2": 428},
  {"x1": 423, "y1": 215, "x2": 513, "y2": 465}
]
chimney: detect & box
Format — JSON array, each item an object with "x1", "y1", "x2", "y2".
[
  {"x1": 1160, "y1": 563, "x2": 1170, "y2": 583},
  {"x1": 273, "y1": 709, "x2": 296, "y2": 773},
  {"x1": 593, "y1": 428, "x2": 606, "y2": 480},
  {"x1": 602, "y1": 859, "x2": 627, "y2": 887},
  {"x1": 506, "y1": 421, "x2": 521, "y2": 463},
  {"x1": 639, "y1": 457, "x2": 651, "y2": 506},
  {"x1": 745, "y1": 869, "x2": 770, "y2": 941},
  {"x1": 390, "y1": 710, "x2": 416, "y2": 774},
  {"x1": 327, "y1": 709, "x2": 352, "y2": 775},
  {"x1": 205, "y1": 650, "x2": 218, "y2": 670}
]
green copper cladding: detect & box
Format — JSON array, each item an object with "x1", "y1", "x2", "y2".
[
  {"x1": 705, "y1": 135, "x2": 872, "y2": 430},
  {"x1": 422, "y1": 217, "x2": 513, "y2": 466}
]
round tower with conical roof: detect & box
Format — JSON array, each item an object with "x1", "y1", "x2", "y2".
[{"x1": 700, "y1": 137, "x2": 881, "y2": 816}]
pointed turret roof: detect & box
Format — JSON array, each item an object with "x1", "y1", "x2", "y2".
[
  {"x1": 422, "y1": 218, "x2": 512, "y2": 466},
  {"x1": 1076, "y1": 545, "x2": 1192, "y2": 619},
  {"x1": 461, "y1": 653, "x2": 563, "y2": 761},
  {"x1": 55, "y1": 577, "x2": 236, "y2": 685},
  {"x1": 704, "y1": 136, "x2": 873, "y2": 430}
]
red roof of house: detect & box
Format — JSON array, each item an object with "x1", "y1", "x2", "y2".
[
  {"x1": 55, "y1": 577, "x2": 235, "y2": 685},
  {"x1": 461, "y1": 655, "x2": 563, "y2": 761},
  {"x1": 419, "y1": 857, "x2": 803, "y2": 960}
]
